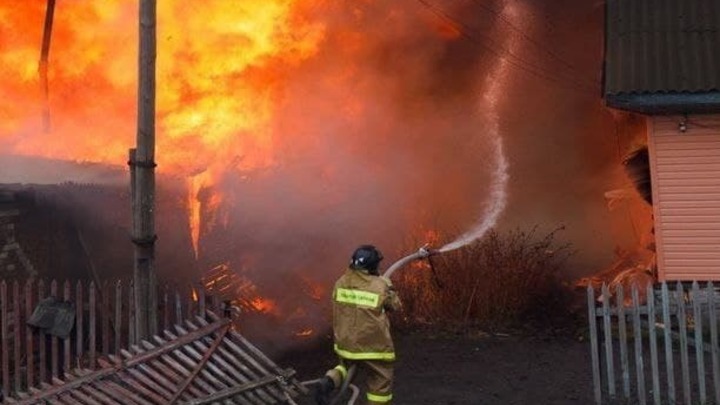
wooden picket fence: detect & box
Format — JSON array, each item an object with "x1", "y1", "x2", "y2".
[
  {"x1": 588, "y1": 281, "x2": 720, "y2": 405},
  {"x1": 0, "y1": 278, "x2": 220, "y2": 397}
]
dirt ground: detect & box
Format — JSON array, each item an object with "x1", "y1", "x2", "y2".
[{"x1": 281, "y1": 325, "x2": 594, "y2": 405}]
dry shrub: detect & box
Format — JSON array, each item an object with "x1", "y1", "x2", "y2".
[{"x1": 392, "y1": 227, "x2": 573, "y2": 330}]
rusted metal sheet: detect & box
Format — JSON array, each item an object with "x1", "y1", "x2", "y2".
[
  {"x1": 6, "y1": 313, "x2": 306, "y2": 404},
  {"x1": 27, "y1": 296, "x2": 76, "y2": 339}
]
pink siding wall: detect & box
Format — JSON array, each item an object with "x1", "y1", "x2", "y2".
[{"x1": 649, "y1": 114, "x2": 720, "y2": 281}]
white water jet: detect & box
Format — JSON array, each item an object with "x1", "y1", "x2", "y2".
[
  {"x1": 386, "y1": 1, "x2": 519, "y2": 277},
  {"x1": 439, "y1": 134, "x2": 508, "y2": 253}
]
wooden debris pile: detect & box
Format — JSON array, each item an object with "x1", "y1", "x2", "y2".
[{"x1": 7, "y1": 312, "x2": 307, "y2": 404}]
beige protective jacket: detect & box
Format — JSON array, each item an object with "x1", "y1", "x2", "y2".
[{"x1": 332, "y1": 268, "x2": 402, "y2": 361}]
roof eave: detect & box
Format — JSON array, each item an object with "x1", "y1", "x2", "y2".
[{"x1": 604, "y1": 92, "x2": 720, "y2": 115}]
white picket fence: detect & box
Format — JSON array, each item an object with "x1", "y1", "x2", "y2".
[{"x1": 588, "y1": 281, "x2": 720, "y2": 405}]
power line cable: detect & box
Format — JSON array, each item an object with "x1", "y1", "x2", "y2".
[
  {"x1": 419, "y1": 0, "x2": 597, "y2": 93},
  {"x1": 415, "y1": 0, "x2": 598, "y2": 96},
  {"x1": 467, "y1": 0, "x2": 599, "y2": 88}
]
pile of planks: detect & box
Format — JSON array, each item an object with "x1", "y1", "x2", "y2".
[{"x1": 6, "y1": 312, "x2": 307, "y2": 404}]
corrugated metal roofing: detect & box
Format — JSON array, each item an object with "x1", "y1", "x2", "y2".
[{"x1": 604, "y1": 0, "x2": 720, "y2": 96}]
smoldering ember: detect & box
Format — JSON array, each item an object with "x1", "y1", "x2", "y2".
[{"x1": 0, "y1": 1, "x2": 718, "y2": 404}]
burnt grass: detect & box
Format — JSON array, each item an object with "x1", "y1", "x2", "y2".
[{"x1": 278, "y1": 228, "x2": 597, "y2": 404}]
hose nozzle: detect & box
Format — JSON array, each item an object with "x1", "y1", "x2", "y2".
[
  {"x1": 384, "y1": 244, "x2": 440, "y2": 278},
  {"x1": 417, "y1": 244, "x2": 439, "y2": 258}
]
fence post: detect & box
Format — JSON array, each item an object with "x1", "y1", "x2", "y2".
[
  {"x1": 162, "y1": 287, "x2": 169, "y2": 331},
  {"x1": 25, "y1": 279, "x2": 34, "y2": 389},
  {"x1": 708, "y1": 281, "x2": 720, "y2": 404},
  {"x1": 646, "y1": 283, "x2": 660, "y2": 405},
  {"x1": 587, "y1": 286, "x2": 602, "y2": 405},
  {"x1": 692, "y1": 281, "x2": 706, "y2": 404},
  {"x1": 209, "y1": 293, "x2": 218, "y2": 315},
  {"x1": 632, "y1": 285, "x2": 646, "y2": 405},
  {"x1": 175, "y1": 289, "x2": 182, "y2": 326},
  {"x1": 199, "y1": 286, "x2": 206, "y2": 318},
  {"x1": 13, "y1": 281, "x2": 21, "y2": 392},
  {"x1": 662, "y1": 282, "x2": 676, "y2": 404},
  {"x1": 677, "y1": 282, "x2": 691, "y2": 405},
  {"x1": 50, "y1": 279, "x2": 58, "y2": 380},
  {"x1": 89, "y1": 282, "x2": 96, "y2": 369},
  {"x1": 115, "y1": 281, "x2": 122, "y2": 353},
  {"x1": 38, "y1": 279, "x2": 46, "y2": 382},
  {"x1": 128, "y1": 281, "x2": 135, "y2": 346},
  {"x1": 63, "y1": 280, "x2": 71, "y2": 376},
  {"x1": 76, "y1": 281, "x2": 83, "y2": 369},
  {"x1": 1, "y1": 281, "x2": 9, "y2": 396},
  {"x1": 602, "y1": 283, "x2": 615, "y2": 399},
  {"x1": 102, "y1": 282, "x2": 109, "y2": 355},
  {"x1": 618, "y1": 285, "x2": 630, "y2": 399}
]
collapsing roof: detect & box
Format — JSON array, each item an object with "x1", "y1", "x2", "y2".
[
  {"x1": 603, "y1": 0, "x2": 720, "y2": 113},
  {"x1": 7, "y1": 313, "x2": 307, "y2": 404}
]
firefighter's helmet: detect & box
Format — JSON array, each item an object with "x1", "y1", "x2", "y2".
[{"x1": 350, "y1": 245, "x2": 383, "y2": 272}]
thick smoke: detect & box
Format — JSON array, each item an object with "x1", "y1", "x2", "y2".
[
  {"x1": 195, "y1": 1, "x2": 505, "y2": 345},
  {"x1": 1, "y1": 1, "x2": 640, "y2": 348},
  {"x1": 202, "y1": 0, "x2": 621, "y2": 282}
]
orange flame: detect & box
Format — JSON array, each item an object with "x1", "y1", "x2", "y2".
[
  {"x1": 299, "y1": 275, "x2": 325, "y2": 301},
  {"x1": 249, "y1": 297, "x2": 278, "y2": 314},
  {"x1": 295, "y1": 328, "x2": 314, "y2": 337},
  {"x1": 0, "y1": 1, "x2": 325, "y2": 173},
  {"x1": 0, "y1": 3, "x2": 327, "y2": 261}
]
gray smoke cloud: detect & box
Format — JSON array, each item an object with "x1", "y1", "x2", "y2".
[
  {"x1": 192, "y1": 0, "x2": 634, "y2": 348},
  {"x1": 1, "y1": 0, "x2": 637, "y2": 349}
]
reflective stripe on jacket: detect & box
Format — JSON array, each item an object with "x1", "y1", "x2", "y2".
[{"x1": 332, "y1": 268, "x2": 401, "y2": 361}]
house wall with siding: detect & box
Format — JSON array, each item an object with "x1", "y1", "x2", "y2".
[{"x1": 649, "y1": 114, "x2": 720, "y2": 281}]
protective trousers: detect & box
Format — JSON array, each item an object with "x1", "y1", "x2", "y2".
[{"x1": 325, "y1": 359, "x2": 394, "y2": 404}]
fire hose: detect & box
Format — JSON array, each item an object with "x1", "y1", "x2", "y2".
[{"x1": 383, "y1": 245, "x2": 439, "y2": 279}]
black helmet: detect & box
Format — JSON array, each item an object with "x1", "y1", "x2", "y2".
[{"x1": 350, "y1": 245, "x2": 383, "y2": 273}]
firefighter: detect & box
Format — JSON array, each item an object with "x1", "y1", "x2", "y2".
[{"x1": 316, "y1": 244, "x2": 403, "y2": 405}]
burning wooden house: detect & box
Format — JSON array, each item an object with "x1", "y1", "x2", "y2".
[
  {"x1": 0, "y1": 178, "x2": 196, "y2": 285},
  {"x1": 603, "y1": 0, "x2": 720, "y2": 282}
]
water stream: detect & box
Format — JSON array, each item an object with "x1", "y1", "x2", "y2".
[{"x1": 386, "y1": 1, "x2": 519, "y2": 276}]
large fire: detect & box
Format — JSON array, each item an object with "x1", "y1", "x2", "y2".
[
  {"x1": 0, "y1": 1, "x2": 323, "y2": 171},
  {"x1": 1, "y1": 1, "x2": 327, "y2": 259},
  {"x1": 2, "y1": 1, "x2": 512, "y2": 342}
]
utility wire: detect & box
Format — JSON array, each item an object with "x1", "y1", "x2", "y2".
[
  {"x1": 415, "y1": 0, "x2": 598, "y2": 96},
  {"x1": 419, "y1": 0, "x2": 597, "y2": 93},
  {"x1": 467, "y1": 0, "x2": 599, "y2": 88}
]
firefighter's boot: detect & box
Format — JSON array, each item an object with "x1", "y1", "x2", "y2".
[{"x1": 315, "y1": 376, "x2": 335, "y2": 405}]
